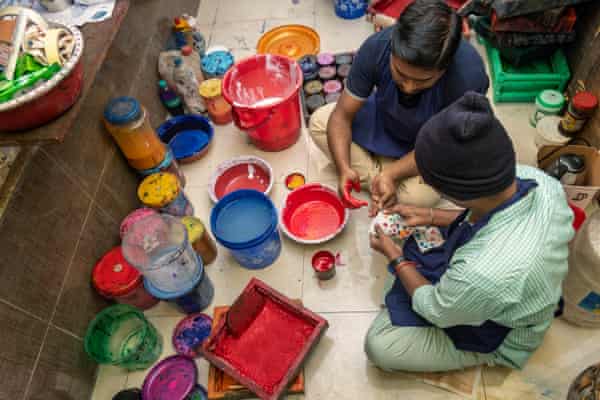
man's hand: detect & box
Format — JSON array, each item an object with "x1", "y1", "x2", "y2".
[
  {"x1": 369, "y1": 172, "x2": 397, "y2": 217},
  {"x1": 384, "y1": 204, "x2": 433, "y2": 227},
  {"x1": 338, "y1": 167, "x2": 360, "y2": 199},
  {"x1": 370, "y1": 224, "x2": 403, "y2": 260}
]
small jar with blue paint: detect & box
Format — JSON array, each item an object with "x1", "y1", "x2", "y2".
[
  {"x1": 334, "y1": 0, "x2": 368, "y2": 19},
  {"x1": 211, "y1": 189, "x2": 282, "y2": 269},
  {"x1": 299, "y1": 54, "x2": 319, "y2": 82},
  {"x1": 201, "y1": 50, "x2": 234, "y2": 79},
  {"x1": 137, "y1": 149, "x2": 186, "y2": 188},
  {"x1": 137, "y1": 172, "x2": 194, "y2": 217},
  {"x1": 144, "y1": 253, "x2": 215, "y2": 314}
]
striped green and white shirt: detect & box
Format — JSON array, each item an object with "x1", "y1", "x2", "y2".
[{"x1": 412, "y1": 165, "x2": 574, "y2": 369}]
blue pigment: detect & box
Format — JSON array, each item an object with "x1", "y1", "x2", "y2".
[{"x1": 215, "y1": 198, "x2": 273, "y2": 244}]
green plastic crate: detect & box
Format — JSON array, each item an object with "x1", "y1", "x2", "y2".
[{"x1": 481, "y1": 37, "x2": 571, "y2": 103}]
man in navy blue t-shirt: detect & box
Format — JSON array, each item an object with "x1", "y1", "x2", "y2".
[{"x1": 309, "y1": 0, "x2": 489, "y2": 212}]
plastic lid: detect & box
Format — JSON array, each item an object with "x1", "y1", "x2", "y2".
[
  {"x1": 120, "y1": 208, "x2": 159, "y2": 238},
  {"x1": 172, "y1": 313, "x2": 212, "y2": 358},
  {"x1": 303, "y1": 80, "x2": 323, "y2": 95},
  {"x1": 92, "y1": 247, "x2": 142, "y2": 297},
  {"x1": 573, "y1": 91, "x2": 598, "y2": 112},
  {"x1": 104, "y1": 97, "x2": 141, "y2": 125},
  {"x1": 537, "y1": 116, "x2": 570, "y2": 144},
  {"x1": 323, "y1": 80, "x2": 342, "y2": 94},
  {"x1": 169, "y1": 130, "x2": 210, "y2": 160},
  {"x1": 318, "y1": 66, "x2": 336, "y2": 79},
  {"x1": 317, "y1": 52, "x2": 335, "y2": 66},
  {"x1": 257, "y1": 25, "x2": 320, "y2": 60},
  {"x1": 174, "y1": 57, "x2": 183, "y2": 67},
  {"x1": 142, "y1": 356, "x2": 198, "y2": 400},
  {"x1": 181, "y1": 46, "x2": 193, "y2": 56},
  {"x1": 335, "y1": 53, "x2": 353, "y2": 65},
  {"x1": 181, "y1": 216, "x2": 206, "y2": 242},
  {"x1": 298, "y1": 54, "x2": 318, "y2": 74},
  {"x1": 337, "y1": 63, "x2": 351, "y2": 78},
  {"x1": 201, "y1": 51, "x2": 234, "y2": 76},
  {"x1": 137, "y1": 172, "x2": 180, "y2": 208},
  {"x1": 158, "y1": 80, "x2": 167, "y2": 89},
  {"x1": 536, "y1": 90, "x2": 564, "y2": 110},
  {"x1": 198, "y1": 78, "x2": 222, "y2": 98},
  {"x1": 210, "y1": 190, "x2": 277, "y2": 248},
  {"x1": 113, "y1": 389, "x2": 142, "y2": 400}
]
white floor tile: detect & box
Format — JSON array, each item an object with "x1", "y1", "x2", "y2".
[
  {"x1": 209, "y1": 20, "x2": 265, "y2": 51},
  {"x1": 315, "y1": 13, "x2": 373, "y2": 53},
  {"x1": 305, "y1": 312, "x2": 466, "y2": 399},
  {"x1": 91, "y1": 365, "x2": 128, "y2": 400},
  {"x1": 196, "y1": 0, "x2": 219, "y2": 25},
  {"x1": 215, "y1": 0, "x2": 315, "y2": 23}
]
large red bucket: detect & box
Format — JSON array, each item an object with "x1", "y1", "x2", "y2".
[{"x1": 222, "y1": 55, "x2": 303, "y2": 152}]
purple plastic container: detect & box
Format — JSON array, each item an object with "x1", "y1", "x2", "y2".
[
  {"x1": 142, "y1": 355, "x2": 197, "y2": 400},
  {"x1": 323, "y1": 80, "x2": 342, "y2": 95},
  {"x1": 318, "y1": 66, "x2": 336, "y2": 81},
  {"x1": 172, "y1": 313, "x2": 212, "y2": 358}
]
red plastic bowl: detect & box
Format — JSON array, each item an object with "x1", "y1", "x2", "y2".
[
  {"x1": 209, "y1": 156, "x2": 273, "y2": 203},
  {"x1": 281, "y1": 183, "x2": 349, "y2": 244}
]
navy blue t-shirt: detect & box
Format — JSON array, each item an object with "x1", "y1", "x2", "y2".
[{"x1": 346, "y1": 27, "x2": 489, "y2": 158}]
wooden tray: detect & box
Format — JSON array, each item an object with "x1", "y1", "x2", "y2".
[
  {"x1": 207, "y1": 305, "x2": 305, "y2": 400},
  {"x1": 200, "y1": 278, "x2": 328, "y2": 400}
]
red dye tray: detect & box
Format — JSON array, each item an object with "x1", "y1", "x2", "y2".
[{"x1": 201, "y1": 278, "x2": 328, "y2": 400}]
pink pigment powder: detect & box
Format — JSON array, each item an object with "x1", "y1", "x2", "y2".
[{"x1": 213, "y1": 299, "x2": 315, "y2": 394}]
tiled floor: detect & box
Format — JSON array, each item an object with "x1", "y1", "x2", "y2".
[{"x1": 91, "y1": 1, "x2": 600, "y2": 399}]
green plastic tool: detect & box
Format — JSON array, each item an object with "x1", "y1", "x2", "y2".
[{"x1": 0, "y1": 63, "x2": 60, "y2": 103}]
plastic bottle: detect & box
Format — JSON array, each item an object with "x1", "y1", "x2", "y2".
[
  {"x1": 173, "y1": 57, "x2": 206, "y2": 114},
  {"x1": 158, "y1": 80, "x2": 184, "y2": 116},
  {"x1": 181, "y1": 45, "x2": 204, "y2": 87}
]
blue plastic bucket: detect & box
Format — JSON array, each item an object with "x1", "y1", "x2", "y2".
[
  {"x1": 335, "y1": 0, "x2": 368, "y2": 19},
  {"x1": 210, "y1": 190, "x2": 281, "y2": 269},
  {"x1": 144, "y1": 254, "x2": 215, "y2": 314}
]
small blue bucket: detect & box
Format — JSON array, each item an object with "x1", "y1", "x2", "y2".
[
  {"x1": 335, "y1": 0, "x2": 368, "y2": 19},
  {"x1": 144, "y1": 254, "x2": 214, "y2": 314},
  {"x1": 210, "y1": 190, "x2": 281, "y2": 269}
]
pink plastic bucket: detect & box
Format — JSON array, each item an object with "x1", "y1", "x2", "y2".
[{"x1": 222, "y1": 54, "x2": 303, "y2": 152}]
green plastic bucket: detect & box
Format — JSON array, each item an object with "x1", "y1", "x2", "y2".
[{"x1": 84, "y1": 304, "x2": 163, "y2": 371}]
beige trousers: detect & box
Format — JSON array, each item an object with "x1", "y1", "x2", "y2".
[{"x1": 308, "y1": 103, "x2": 441, "y2": 208}]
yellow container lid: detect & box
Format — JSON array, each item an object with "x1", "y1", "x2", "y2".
[
  {"x1": 199, "y1": 79, "x2": 222, "y2": 99},
  {"x1": 257, "y1": 24, "x2": 320, "y2": 60},
  {"x1": 137, "y1": 172, "x2": 180, "y2": 208},
  {"x1": 181, "y1": 216, "x2": 205, "y2": 242}
]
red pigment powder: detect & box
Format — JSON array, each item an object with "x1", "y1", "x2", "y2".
[
  {"x1": 213, "y1": 299, "x2": 314, "y2": 394},
  {"x1": 289, "y1": 201, "x2": 341, "y2": 239}
]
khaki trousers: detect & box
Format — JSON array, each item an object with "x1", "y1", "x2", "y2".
[{"x1": 308, "y1": 103, "x2": 441, "y2": 208}]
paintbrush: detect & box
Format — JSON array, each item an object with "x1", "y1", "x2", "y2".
[{"x1": 226, "y1": 288, "x2": 265, "y2": 337}]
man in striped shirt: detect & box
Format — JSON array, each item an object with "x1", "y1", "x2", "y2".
[{"x1": 366, "y1": 92, "x2": 574, "y2": 371}]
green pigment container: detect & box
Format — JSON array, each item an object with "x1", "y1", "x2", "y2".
[{"x1": 84, "y1": 304, "x2": 163, "y2": 371}]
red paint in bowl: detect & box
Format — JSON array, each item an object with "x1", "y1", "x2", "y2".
[
  {"x1": 281, "y1": 183, "x2": 349, "y2": 244},
  {"x1": 210, "y1": 157, "x2": 273, "y2": 202},
  {"x1": 311, "y1": 250, "x2": 335, "y2": 280}
]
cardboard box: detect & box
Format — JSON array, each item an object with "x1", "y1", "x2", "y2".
[{"x1": 538, "y1": 145, "x2": 600, "y2": 210}]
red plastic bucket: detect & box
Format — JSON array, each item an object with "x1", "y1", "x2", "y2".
[{"x1": 222, "y1": 55, "x2": 303, "y2": 152}]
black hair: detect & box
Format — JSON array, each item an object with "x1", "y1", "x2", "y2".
[{"x1": 391, "y1": 0, "x2": 462, "y2": 70}]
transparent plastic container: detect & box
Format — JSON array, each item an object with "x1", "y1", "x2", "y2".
[
  {"x1": 103, "y1": 97, "x2": 167, "y2": 171},
  {"x1": 122, "y1": 214, "x2": 201, "y2": 293}
]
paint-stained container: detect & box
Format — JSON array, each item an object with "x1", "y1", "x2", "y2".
[
  {"x1": 299, "y1": 54, "x2": 319, "y2": 81},
  {"x1": 122, "y1": 214, "x2": 201, "y2": 293},
  {"x1": 143, "y1": 254, "x2": 215, "y2": 314},
  {"x1": 318, "y1": 66, "x2": 336, "y2": 81},
  {"x1": 198, "y1": 79, "x2": 232, "y2": 125},
  {"x1": 312, "y1": 250, "x2": 336, "y2": 280},
  {"x1": 325, "y1": 92, "x2": 341, "y2": 104},
  {"x1": 137, "y1": 172, "x2": 194, "y2": 217},
  {"x1": 182, "y1": 216, "x2": 218, "y2": 266},
  {"x1": 172, "y1": 313, "x2": 212, "y2": 358},
  {"x1": 335, "y1": 0, "x2": 368, "y2": 19},
  {"x1": 222, "y1": 54, "x2": 303, "y2": 152},
  {"x1": 158, "y1": 115, "x2": 214, "y2": 163},
  {"x1": 92, "y1": 247, "x2": 159, "y2": 310},
  {"x1": 316, "y1": 52, "x2": 335, "y2": 67},
  {"x1": 142, "y1": 356, "x2": 197, "y2": 400},
  {"x1": 137, "y1": 149, "x2": 186, "y2": 187},
  {"x1": 211, "y1": 190, "x2": 281, "y2": 269},
  {"x1": 120, "y1": 208, "x2": 159, "y2": 239},
  {"x1": 104, "y1": 97, "x2": 167, "y2": 171},
  {"x1": 335, "y1": 53, "x2": 353, "y2": 66},
  {"x1": 201, "y1": 50, "x2": 234, "y2": 79},
  {"x1": 323, "y1": 80, "x2": 342, "y2": 96},
  {"x1": 304, "y1": 80, "x2": 323, "y2": 96},
  {"x1": 336, "y1": 63, "x2": 351, "y2": 80},
  {"x1": 84, "y1": 304, "x2": 163, "y2": 371},
  {"x1": 306, "y1": 94, "x2": 325, "y2": 113}
]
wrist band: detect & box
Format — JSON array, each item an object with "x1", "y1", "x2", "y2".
[{"x1": 387, "y1": 256, "x2": 405, "y2": 275}]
